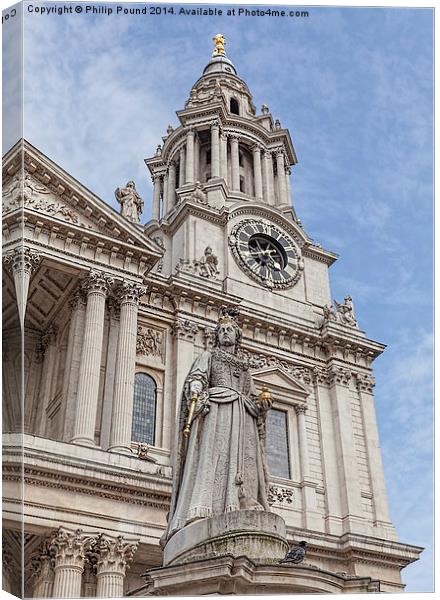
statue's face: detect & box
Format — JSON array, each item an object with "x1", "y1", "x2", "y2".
[{"x1": 217, "y1": 323, "x2": 236, "y2": 347}]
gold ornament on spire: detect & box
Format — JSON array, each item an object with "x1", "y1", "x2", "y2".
[{"x1": 212, "y1": 34, "x2": 226, "y2": 57}]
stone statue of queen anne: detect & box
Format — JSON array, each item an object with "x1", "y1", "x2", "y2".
[{"x1": 161, "y1": 308, "x2": 273, "y2": 547}]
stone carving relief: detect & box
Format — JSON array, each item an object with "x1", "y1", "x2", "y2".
[
  {"x1": 267, "y1": 486, "x2": 294, "y2": 506},
  {"x1": 136, "y1": 442, "x2": 157, "y2": 462},
  {"x1": 136, "y1": 326, "x2": 163, "y2": 358},
  {"x1": 239, "y1": 348, "x2": 313, "y2": 385},
  {"x1": 171, "y1": 319, "x2": 199, "y2": 341},
  {"x1": 188, "y1": 181, "x2": 208, "y2": 205},
  {"x1": 323, "y1": 296, "x2": 358, "y2": 328},
  {"x1": 175, "y1": 246, "x2": 220, "y2": 280}
]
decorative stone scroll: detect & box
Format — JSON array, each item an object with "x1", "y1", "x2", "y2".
[{"x1": 136, "y1": 326, "x2": 163, "y2": 358}]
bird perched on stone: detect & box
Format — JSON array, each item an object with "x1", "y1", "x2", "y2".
[{"x1": 280, "y1": 540, "x2": 307, "y2": 564}]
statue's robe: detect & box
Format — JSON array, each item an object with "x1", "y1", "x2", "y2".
[{"x1": 162, "y1": 348, "x2": 270, "y2": 546}]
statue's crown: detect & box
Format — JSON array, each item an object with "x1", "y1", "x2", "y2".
[{"x1": 218, "y1": 306, "x2": 239, "y2": 324}]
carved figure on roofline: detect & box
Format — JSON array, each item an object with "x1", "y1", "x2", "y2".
[
  {"x1": 335, "y1": 295, "x2": 358, "y2": 327},
  {"x1": 114, "y1": 181, "x2": 144, "y2": 223},
  {"x1": 198, "y1": 246, "x2": 220, "y2": 279},
  {"x1": 160, "y1": 307, "x2": 273, "y2": 548},
  {"x1": 212, "y1": 34, "x2": 226, "y2": 57}
]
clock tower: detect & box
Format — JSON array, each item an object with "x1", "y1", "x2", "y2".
[{"x1": 141, "y1": 35, "x2": 422, "y2": 593}]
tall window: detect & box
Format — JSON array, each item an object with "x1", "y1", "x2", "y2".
[
  {"x1": 131, "y1": 373, "x2": 156, "y2": 445},
  {"x1": 230, "y1": 97, "x2": 240, "y2": 115},
  {"x1": 266, "y1": 409, "x2": 291, "y2": 479}
]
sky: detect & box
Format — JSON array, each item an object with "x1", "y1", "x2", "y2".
[{"x1": 2, "y1": 1, "x2": 434, "y2": 593}]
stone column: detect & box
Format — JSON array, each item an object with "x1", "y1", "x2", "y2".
[
  {"x1": 252, "y1": 144, "x2": 263, "y2": 201},
  {"x1": 185, "y1": 129, "x2": 195, "y2": 184},
  {"x1": 210, "y1": 121, "x2": 220, "y2": 178},
  {"x1": 263, "y1": 151, "x2": 275, "y2": 205},
  {"x1": 71, "y1": 271, "x2": 114, "y2": 447},
  {"x1": 62, "y1": 288, "x2": 87, "y2": 442},
  {"x1": 49, "y1": 529, "x2": 93, "y2": 599},
  {"x1": 35, "y1": 325, "x2": 58, "y2": 437},
  {"x1": 83, "y1": 556, "x2": 97, "y2": 598},
  {"x1": 152, "y1": 175, "x2": 162, "y2": 220},
  {"x1": 295, "y1": 403, "x2": 321, "y2": 530},
  {"x1": 95, "y1": 535, "x2": 138, "y2": 598},
  {"x1": 179, "y1": 147, "x2": 186, "y2": 187},
  {"x1": 167, "y1": 160, "x2": 177, "y2": 210},
  {"x1": 295, "y1": 404, "x2": 310, "y2": 480},
  {"x1": 276, "y1": 149, "x2": 287, "y2": 205},
  {"x1": 108, "y1": 282, "x2": 146, "y2": 454},
  {"x1": 220, "y1": 132, "x2": 228, "y2": 181},
  {"x1": 194, "y1": 133, "x2": 200, "y2": 182},
  {"x1": 162, "y1": 172, "x2": 169, "y2": 216},
  {"x1": 356, "y1": 374, "x2": 392, "y2": 526},
  {"x1": 230, "y1": 135, "x2": 240, "y2": 191},
  {"x1": 3, "y1": 246, "x2": 41, "y2": 328}
]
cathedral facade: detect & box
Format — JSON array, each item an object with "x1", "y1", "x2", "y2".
[{"x1": 2, "y1": 38, "x2": 422, "y2": 596}]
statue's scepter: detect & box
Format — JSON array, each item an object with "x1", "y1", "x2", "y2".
[{"x1": 183, "y1": 391, "x2": 199, "y2": 437}]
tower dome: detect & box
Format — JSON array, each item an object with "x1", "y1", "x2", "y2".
[{"x1": 202, "y1": 54, "x2": 237, "y2": 76}]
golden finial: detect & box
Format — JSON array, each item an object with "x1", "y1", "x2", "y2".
[{"x1": 212, "y1": 34, "x2": 226, "y2": 57}]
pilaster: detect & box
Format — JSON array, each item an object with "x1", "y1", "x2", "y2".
[
  {"x1": 3, "y1": 246, "x2": 41, "y2": 327},
  {"x1": 185, "y1": 129, "x2": 195, "y2": 184},
  {"x1": 152, "y1": 175, "x2": 162, "y2": 220},
  {"x1": 230, "y1": 135, "x2": 240, "y2": 191},
  {"x1": 168, "y1": 160, "x2": 177, "y2": 210},
  {"x1": 220, "y1": 132, "x2": 228, "y2": 181},
  {"x1": 252, "y1": 144, "x2": 263, "y2": 201},
  {"x1": 275, "y1": 149, "x2": 287, "y2": 206},
  {"x1": 210, "y1": 120, "x2": 220, "y2": 178},
  {"x1": 35, "y1": 325, "x2": 59, "y2": 437}
]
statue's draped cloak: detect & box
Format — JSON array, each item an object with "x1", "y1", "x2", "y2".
[{"x1": 162, "y1": 350, "x2": 270, "y2": 546}]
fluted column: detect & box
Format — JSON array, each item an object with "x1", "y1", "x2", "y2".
[
  {"x1": 263, "y1": 151, "x2": 275, "y2": 204},
  {"x1": 95, "y1": 535, "x2": 138, "y2": 598},
  {"x1": 36, "y1": 325, "x2": 58, "y2": 436},
  {"x1": 230, "y1": 135, "x2": 240, "y2": 191},
  {"x1": 108, "y1": 282, "x2": 146, "y2": 454},
  {"x1": 3, "y1": 246, "x2": 41, "y2": 328},
  {"x1": 179, "y1": 147, "x2": 186, "y2": 187},
  {"x1": 152, "y1": 175, "x2": 162, "y2": 220},
  {"x1": 210, "y1": 121, "x2": 220, "y2": 178},
  {"x1": 185, "y1": 129, "x2": 195, "y2": 184},
  {"x1": 62, "y1": 288, "x2": 87, "y2": 441},
  {"x1": 167, "y1": 161, "x2": 177, "y2": 209},
  {"x1": 71, "y1": 271, "x2": 114, "y2": 447},
  {"x1": 252, "y1": 144, "x2": 263, "y2": 201},
  {"x1": 276, "y1": 149, "x2": 288, "y2": 205},
  {"x1": 50, "y1": 529, "x2": 93, "y2": 599},
  {"x1": 162, "y1": 172, "x2": 169, "y2": 216},
  {"x1": 220, "y1": 132, "x2": 228, "y2": 181}
]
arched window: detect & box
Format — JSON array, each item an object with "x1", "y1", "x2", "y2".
[
  {"x1": 230, "y1": 97, "x2": 240, "y2": 115},
  {"x1": 131, "y1": 373, "x2": 156, "y2": 445}
]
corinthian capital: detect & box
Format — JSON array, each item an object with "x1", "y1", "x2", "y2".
[
  {"x1": 294, "y1": 404, "x2": 307, "y2": 415},
  {"x1": 82, "y1": 271, "x2": 114, "y2": 296},
  {"x1": 115, "y1": 281, "x2": 147, "y2": 304},
  {"x1": 95, "y1": 534, "x2": 138, "y2": 576},
  {"x1": 327, "y1": 366, "x2": 352, "y2": 387},
  {"x1": 3, "y1": 247, "x2": 41, "y2": 275},
  {"x1": 48, "y1": 528, "x2": 94, "y2": 569},
  {"x1": 355, "y1": 372, "x2": 376, "y2": 393},
  {"x1": 171, "y1": 318, "x2": 199, "y2": 341}
]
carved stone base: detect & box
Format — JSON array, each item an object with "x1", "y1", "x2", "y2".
[
  {"x1": 163, "y1": 510, "x2": 288, "y2": 567},
  {"x1": 132, "y1": 555, "x2": 382, "y2": 596}
]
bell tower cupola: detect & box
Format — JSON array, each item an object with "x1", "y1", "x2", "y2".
[{"x1": 145, "y1": 35, "x2": 298, "y2": 221}]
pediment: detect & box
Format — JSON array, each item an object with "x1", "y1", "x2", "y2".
[
  {"x1": 252, "y1": 366, "x2": 311, "y2": 401},
  {"x1": 2, "y1": 140, "x2": 163, "y2": 258}
]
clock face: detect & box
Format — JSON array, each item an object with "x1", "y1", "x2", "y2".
[{"x1": 229, "y1": 219, "x2": 302, "y2": 289}]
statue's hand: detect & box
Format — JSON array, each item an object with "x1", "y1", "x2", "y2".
[{"x1": 190, "y1": 380, "x2": 203, "y2": 395}]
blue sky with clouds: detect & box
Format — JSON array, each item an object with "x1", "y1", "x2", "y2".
[{"x1": 2, "y1": 2, "x2": 433, "y2": 592}]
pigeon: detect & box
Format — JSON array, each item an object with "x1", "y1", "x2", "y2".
[{"x1": 280, "y1": 540, "x2": 307, "y2": 564}]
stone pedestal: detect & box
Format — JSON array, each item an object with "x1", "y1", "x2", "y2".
[{"x1": 163, "y1": 510, "x2": 288, "y2": 567}]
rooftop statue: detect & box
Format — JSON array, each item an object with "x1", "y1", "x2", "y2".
[
  {"x1": 114, "y1": 180, "x2": 144, "y2": 224},
  {"x1": 212, "y1": 33, "x2": 226, "y2": 57},
  {"x1": 161, "y1": 307, "x2": 273, "y2": 547}
]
